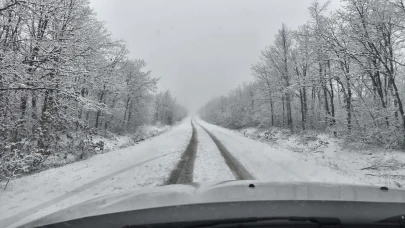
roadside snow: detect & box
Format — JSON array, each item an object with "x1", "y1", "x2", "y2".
[
  {"x1": 92, "y1": 124, "x2": 172, "y2": 151},
  {"x1": 193, "y1": 122, "x2": 235, "y2": 182},
  {"x1": 0, "y1": 119, "x2": 191, "y2": 228},
  {"x1": 92, "y1": 135, "x2": 133, "y2": 151},
  {"x1": 197, "y1": 118, "x2": 364, "y2": 184},
  {"x1": 204, "y1": 120, "x2": 405, "y2": 188},
  {"x1": 43, "y1": 124, "x2": 173, "y2": 167}
]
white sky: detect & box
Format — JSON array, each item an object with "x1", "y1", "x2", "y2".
[{"x1": 89, "y1": 0, "x2": 340, "y2": 112}]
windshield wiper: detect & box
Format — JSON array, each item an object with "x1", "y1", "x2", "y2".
[{"x1": 186, "y1": 216, "x2": 341, "y2": 227}]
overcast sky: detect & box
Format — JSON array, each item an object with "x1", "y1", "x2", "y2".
[{"x1": 89, "y1": 0, "x2": 339, "y2": 112}]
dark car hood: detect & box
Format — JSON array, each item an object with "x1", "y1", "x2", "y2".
[{"x1": 22, "y1": 181, "x2": 405, "y2": 227}]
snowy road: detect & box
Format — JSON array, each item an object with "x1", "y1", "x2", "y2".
[
  {"x1": 1, "y1": 117, "x2": 366, "y2": 228},
  {"x1": 195, "y1": 120, "x2": 255, "y2": 180},
  {"x1": 164, "y1": 120, "x2": 198, "y2": 184},
  {"x1": 193, "y1": 121, "x2": 235, "y2": 182}
]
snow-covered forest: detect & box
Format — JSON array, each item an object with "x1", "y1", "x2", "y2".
[
  {"x1": 0, "y1": 0, "x2": 186, "y2": 181},
  {"x1": 200, "y1": 0, "x2": 405, "y2": 149}
]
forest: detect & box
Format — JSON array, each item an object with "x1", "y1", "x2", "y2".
[
  {"x1": 0, "y1": 0, "x2": 186, "y2": 181},
  {"x1": 200, "y1": 0, "x2": 405, "y2": 149}
]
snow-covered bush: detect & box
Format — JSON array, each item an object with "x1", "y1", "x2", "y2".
[{"x1": 0, "y1": 140, "x2": 44, "y2": 181}]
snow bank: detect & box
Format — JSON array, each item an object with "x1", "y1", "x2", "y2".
[
  {"x1": 221, "y1": 123, "x2": 405, "y2": 188},
  {"x1": 41, "y1": 124, "x2": 173, "y2": 168}
]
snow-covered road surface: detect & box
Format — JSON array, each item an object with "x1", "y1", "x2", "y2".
[
  {"x1": 0, "y1": 119, "x2": 192, "y2": 228},
  {"x1": 193, "y1": 121, "x2": 235, "y2": 182},
  {"x1": 164, "y1": 120, "x2": 198, "y2": 184},
  {"x1": 195, "y1": 120, "x2": 255, "y2": 180},
  {"x1": 1, "y1": 117, "x2": 377, "y2": 228}
]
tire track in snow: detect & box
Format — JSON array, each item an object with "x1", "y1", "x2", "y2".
[
  {"x1": 164, "y1": 120, "x2": 198, "y2": 184},
  {"x1": 195, "y1": 120, "x2": 255, "y2": 180},
  {"x1": 193, "y1": 122, "x2": 235, "y2": 182}
]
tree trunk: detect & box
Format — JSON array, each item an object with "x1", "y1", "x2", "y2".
[
  {"x1": 286, "y1": 93, "x2": 293, "y2": 132},
  {"x1": 327, "y1": 61, "x2": 336, "y2": 136},
  {"x1": 95, "y1": 110, "x2": 101, "y2": 129},
  {"x1": 329, "y1": 80, "x2": 336, "y2": 136},
  {"x1": 299, "y1": 89, "x2": 305, "y2": 130},
  {"x1": 95, "y1": 90, "x2": 105, "y2": 129},
  {"x1": 269, "y1": 92, "x2": 274, "y2": 127},
  {"x1": 282, "y1": 96, "x2": 285, "y2": 127},
  {"x1": 390, "y1": 78, "x2": 405, "y2": 133},
  {"x1": 31, "y1": 93, "x2": 37, "y2": 133},
  {"x1": 320, "y1": 63, "x2": 331, "y2": 125},
  {"x1": 20, "y1": 95, "x2": 27, "y2": 117},
  {"x1": 127, "y1": 100, "x2": 133, "y2": 131},
  {"x1": 38, "y1": 89, "x2": 53, "y2": 155},
  {"x1": 123, "y1": 97, "x2": 131, "y2": 125},
  {"x1": 303, "y1": 86, "x2": 308, "y2": 129},
  {"x1": 339, "y1": 59, "x2": 352, "y2": 134},
  {"x1": 346, "y1": 77, "x2": 352, "y2": 134}
]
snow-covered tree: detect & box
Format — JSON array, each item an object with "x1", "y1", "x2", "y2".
[
  {"x1": 200, "y1": 0, "x2": 405, "y2": 148},
  {"x1": 0, "y1": 0, "x2": 184, "y2": 180}
]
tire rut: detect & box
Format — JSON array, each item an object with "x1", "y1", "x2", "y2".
[
  {"x1": 195, "y1": 120, "x2": 255, "y2": 180},
  {"x1": 164, "y1": 120, "x2": 198, "y2": 184}
]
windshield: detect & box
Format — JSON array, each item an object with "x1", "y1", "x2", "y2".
[{"x1": 1, "y1": 0, "x2": 405, "y2": 227}]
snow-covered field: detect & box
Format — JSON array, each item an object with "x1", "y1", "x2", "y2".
[{"x1": 1, "y1": 117, "x2": 404, "y2": 228}]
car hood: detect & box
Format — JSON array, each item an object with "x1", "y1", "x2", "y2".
[{"x1": 23, "y1": 181, "x2": 405, "y2": 227}]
